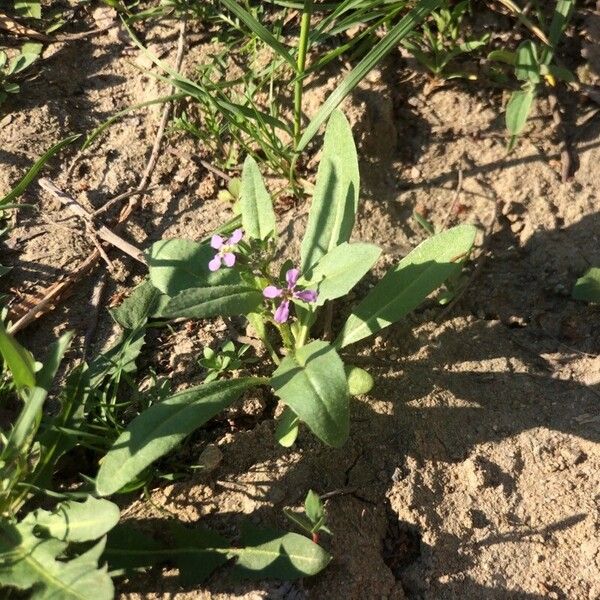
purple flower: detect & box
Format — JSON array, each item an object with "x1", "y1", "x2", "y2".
[
  {"x1": 263, "y1": 268, "x2": 318, "y2": 324},
  {"x1": 209, "y1": 228, "x2": 243, "y2": 272}
]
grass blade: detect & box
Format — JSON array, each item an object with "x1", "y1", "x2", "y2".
[
  {"x1": 296, "y1": 0, "x2": 443, "y2": 152},
  {"x1": 0, "y1": 134, "x2": 80, "y2": 207}
]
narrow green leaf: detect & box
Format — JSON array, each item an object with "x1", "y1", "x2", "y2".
[
  {"x1": 83, "y1": 94, "x2": 185, "y2": 150},
  {"x1": 0, "y1": 134, "x2": 81, "y2": 207},
  {"x1": 240, "y1": 156, "x2": 276, "y2": 241},
  {"x1": 96, "y1": 378, "x2": 264, "y2": 496},
  {"x1": 506, "y1": 88, "x2": 536, "y2": 137},
  {"x1": 271, "y1": 340, "x2": 349, "y2": 447},
  {"x1": 0, "y1": 321, "x2": 36, "y2": 390},
  {"x1": 297, "y1": 0, "x2": 442, "y2": 152},
  {"x1": 231, "y1": 525, "x2": 331, "y2": 579},
  {"x1": 549, "y1": 0, "x2": 575, "y2": 48},
  {"x1": 146, "y1": 239, "x2": 239, "y2": 296},
  {"x1": 33, "y1": 497, "x2": 120, "y2": 543},
  {"x1": 572, "y1": 267, "x2": 600, "y2": 303},
  {"x1": 336, "y1": 225, "x2": 477, "y2": 348},
  {"x1": 159, "y1": 285, "x2": 263, "y2": 320},
  {"x1": 301, "y1": 111, "x2": 360, "y2": 270},
  {"x1": 7, "y1": 331, "x2": 73, "y2": 454},
  {"x1": 303, "y1": 242, "x2": 381, "y2": 305},
  {"x1": 216, "y1": 0, "x2": 296, "y2": 69}
]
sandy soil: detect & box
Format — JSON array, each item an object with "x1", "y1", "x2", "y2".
[{"x1": 1, "y1": 5, "x2": 599, "y2": 600}]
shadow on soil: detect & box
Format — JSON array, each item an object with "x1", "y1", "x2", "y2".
[{"x1": 112, "y1": 209, "x2": 599, "y2": 599}]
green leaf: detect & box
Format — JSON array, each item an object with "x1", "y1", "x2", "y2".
[
  {"x1": 168, "y1": 523, "x2": 229, "y2": 585},
  {"x1": 8, "y1": 42, "x2": 42, "y2": 76},
  {"x1": 159, "y1": 285, "x2": 263, "y2": 320},
  {"x1": 572, "y1": 267, "x2": 600, "y2": 303},
  {"x1": 7, "y1": 331, "x2": 73, "y2": 455},
  {"x1": 107, "y1": 522, "x2": 230, "y2": 584},
  {"x1": 33, "y1": 497, "x2": 120, "y2": 543},
  {"x1": 14, "y1": 1, "x2": 42, "y2": 19},
  {"x1": 303, "y1": 242, "x2": 381, "y2": 305},
  {"x1": 296, "y1": 0, "x2": 443, "y2": 152},
  {"x1": 0, "y1": 134, "x2": 80, "y2": 207},
  {"x1": 487, "y1": 49, "x2": 516, "y2": 65},
  {"x1": 506, "y1": 88, "x2": 536, "y2": 138},
  {"x1": 336, "y1": 225, "x2": 477, "y2": 348},
  {"x1": 304, "y1": 490, "x2": 323, "y2": 524},
  {"x1": 549, "y1": 0, "x2": 575, "y2": 48},
  {"x1": 283, "y1": 509, "x2": 314, "y2": 534},
  {"x1": 514, "y1": 41, "x2": 540, "y2": 83},
  {"x1": 96, "y1": 377, "x2": 264, "y2": 496},
  {"x1": 240, "y1": 156, "x2": 276, "y2": 241},
  {"x1": 88, "y1": 329, "x2": 145, "y2": 387},
  {"x1": 271, "y1": 340, "x2": 349, "y2": 447},
  {"x1": 147, "y1": 239, "x2": 239, "y2": 295},
  {"x1": 110, "y1": 279, "x2": 161, "y2": 330},
  {"x1": 275, "y1": 406, "x2": 299, "y2": 448},
  {"x1": 33, "y1": 365, "x2": 90, "y2": 488},
  {"x1": 216, "y1": 0, "x2": 296, "y2": 70},
  {"x1": 104, "y1": 524, "x2": 164, "y2": 572},
  {"x1": 0, "y1": 321, "x2": 36, "y2": 390},
  {"x1": 345, "y1": 365, "x2": 374, "y2": 396},
  {"x1": 301, "y1": 111, "x2": 360, "y2": 271},
  {"x1": 0, "y1": 519, "x2": 113, "y2": 600},
  {"x1": 230, "y1": 525, "x2": 331, "y2": 579}
]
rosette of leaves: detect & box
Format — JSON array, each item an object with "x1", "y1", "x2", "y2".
[{"x1": 95, "y1": 109, "x2": 477, "y2": 502}]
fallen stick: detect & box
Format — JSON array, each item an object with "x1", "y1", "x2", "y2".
[{"x1": 38, "y1": 178, "x2": 146, "y2": 264}]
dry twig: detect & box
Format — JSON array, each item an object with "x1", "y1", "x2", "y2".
[
  {"x1": 38, "y1": 178, "x2": 146, "y2": 264},
  {"x1": 8, "y1": 22, "x2": 187, "y2": 334}
]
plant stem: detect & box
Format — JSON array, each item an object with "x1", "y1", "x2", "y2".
[{"x1": 293, "y1": 0, "x2": 313, "y2": 150}]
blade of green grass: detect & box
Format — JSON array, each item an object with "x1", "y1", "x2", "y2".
[
  {"x1": 217, "y1": 0, "x2": 296, "y2": 70},
  {"x1": 0, "y1": 134, "x2": 80, "y2": 207},
  {"x1": 296, "y1": 0, "x2": 443, "y2": 153}
]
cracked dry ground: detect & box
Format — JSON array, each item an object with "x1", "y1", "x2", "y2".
[{"x1": 1, "y1": 14, "x2": 599, "y2": 600}]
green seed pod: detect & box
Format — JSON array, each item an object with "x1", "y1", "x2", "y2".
[{"x1": 345, "y1": 365, "x2": 374, "y2": 396}]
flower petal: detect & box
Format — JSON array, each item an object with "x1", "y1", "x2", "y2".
[
  {"x1": 286, "y1": 268, "x2": 300, "y2": 288},
  {"x1": 211, "y1": 235, "x2": 224, "y2": 250},
  {"x1": 294, "y1": 289, "x2": 318, "y2": 303},
  {"x1": 274, "y1": 300, "x2": 290, "y2": 323},
  {"x1": 222, "y1": 252, "x2": 236, "y2": 267},
  {"x1": 263, "y1": 285, "x2": 283, "y2": 299},
  {"x1": 208, "y1": 254, "x2": 222, "y2": 272},
  {"x1": 228, "y1": 228, "x2": 243, "y2": 245}
]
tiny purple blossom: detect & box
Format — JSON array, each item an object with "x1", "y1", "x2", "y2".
[
  {"x1": 262, "y1": 267, "x2": 318, "y2": 324},
  {"x1": 209, "y1": 228, "x2": 243, "y2": 272}
]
